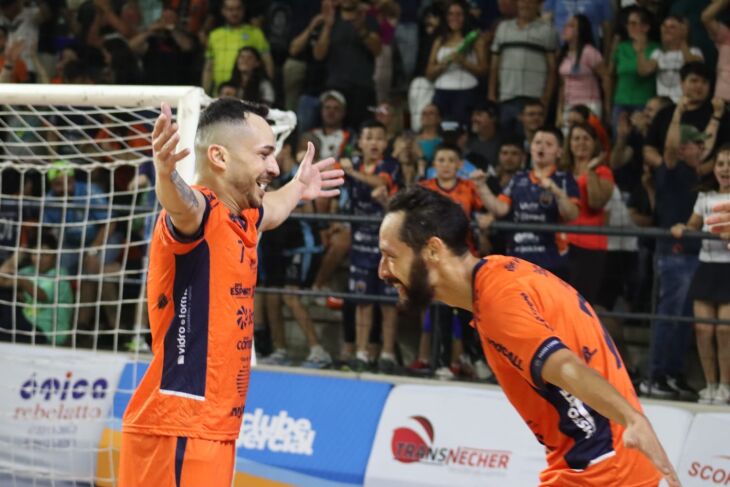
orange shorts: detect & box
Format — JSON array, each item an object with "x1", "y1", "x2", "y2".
[{"x1": 119, "y1": 432, "x2": 235, "y2": 487}]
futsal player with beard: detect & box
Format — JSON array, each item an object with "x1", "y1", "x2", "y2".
[{"x1": 377, "y1": 186, "x2": 679, "y2": 487}]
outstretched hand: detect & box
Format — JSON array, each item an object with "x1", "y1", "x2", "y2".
[
  {"x1": 623, "y1": 415, "x2": 681, "y2": 487},
  {"x1": 152, "y1": 102, "x2": 190, "y2": 179},
  {"x1": 294, "y1": 141, "x2": 344, "y2": 201}
]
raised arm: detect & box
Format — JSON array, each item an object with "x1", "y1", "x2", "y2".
[
  {"x1": 585, "y1": 160, "x2": 615, "y2": 210},
  {"x1": 542, "y1": 349, "x2": 680, "y2": 487},
  {"x1": 702, "y1": 0, "x2": 730, "y2": 38},
  {"x1": 260, "y1": 142, "x2": 343, "y2": 232},
  {"x1": 152, "y1": 103, "x2": 206, "y2": 236},
  {"x1": 290, "y1": 15, "x2": 324, "y2": 57},
  {"x1": 663, "y1": 101, "x2": 685, "y2": 170},
  {"x1": 470, "y1": 170, "x2": 510, "y2": 218},
  {"x1": 313, "y1": 11, "x2": 334, "y2": 61}
]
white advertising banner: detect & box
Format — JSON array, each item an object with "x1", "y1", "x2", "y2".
[
  {"x1": 364, "y1": 385, "x2": 547, "y2": 487},
  {"x1": 643, "y1": 404, "x2": 695, "y2": 468},
  {"x1": 0, "y1": 343, "x2": 126, "y2": 481},
  {"x1": 677, "y1": 413, "x2": 730, "y2": 487}
]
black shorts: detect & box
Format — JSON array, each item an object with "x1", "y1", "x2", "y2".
[
  {"x1": 259, "y1": 220, "x2": 322, "y2": 287},
  {"x1": 595, "y1": 251, "x2": 638, "y2": 310},
  {"x1": 348, "y1": 265, "x2": 398, "y2": 298},
  {"x1": 688, "y1": 262, "x2": 730, "y2": 304},
  {"x1": 568, "y1": 246, "x2": 607, "y2": 305}
]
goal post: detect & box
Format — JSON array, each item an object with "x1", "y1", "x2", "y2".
[{"x1": 0, "y1": 84, "x2": 296, "y2": 485}]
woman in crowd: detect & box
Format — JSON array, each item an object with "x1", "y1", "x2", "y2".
[
  {"x1": 557, "y1": 15, "x2": 609, "y2": 130},
  {"x1": 608, "y1": 6, "x2": 660, "y2": 133},
  {"x1": 425, "y1": 0, "x2": 486, "y2": 126},
  {"x1": 227, "y1": 46, "x2": 275, "y2": 106},
  {"x1": 672, "y1": 145, "x2": 730, "y2": 405},
  {"x1": 562, "y1": 123, "x2": 614, "y2": 304}
]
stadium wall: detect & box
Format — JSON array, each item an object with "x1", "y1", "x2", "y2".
[{"x1": 1, "y1": 345, "x2": 729, "y2": 487}]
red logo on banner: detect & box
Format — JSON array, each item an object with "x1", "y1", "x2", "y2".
[
  {"x1": 390, "y1": 416, "x2": 511, "y2": 471},
  {"x1": 391, "y1": 416, "x2": 434, "y2": 463},
  {"x1": 687, "y1": 456, "x2": 730, "y2": 484}
]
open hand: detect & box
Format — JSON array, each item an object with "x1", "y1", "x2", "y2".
[
  {"x1": 151, "y1": 102, "x2": 190, "y2": 179},
  {"x1": 623, "y1": 415, "x2": 681, "y2": 487},
  {"x1": 294, "y1": 142, "x2": 344, "y2": 201}
]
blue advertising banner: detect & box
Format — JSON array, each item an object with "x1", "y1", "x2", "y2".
[
  {"x1": 106, "y1": 363, "x2": 391, "y2": 486},
  {"x1": 236, "y1": 370, "x2": 392, "y2": 486}
]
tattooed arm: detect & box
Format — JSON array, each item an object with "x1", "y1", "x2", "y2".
[{"x1": 153, "y1": 104, "x2": 206, "y2": 236}]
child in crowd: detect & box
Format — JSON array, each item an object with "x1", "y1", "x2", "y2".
[
  {"x1": 672, "y1": 144, "x2": 730, "y2": 405},
  {"x1": 340, "y1": 120, "x2": 401, "y2": 373},
  {"x1": 415, "y1": 143, "x2": 486, "y2": 379},
  {"x1": 0, "y1": 231, "x2": 73, "y2": 345}
]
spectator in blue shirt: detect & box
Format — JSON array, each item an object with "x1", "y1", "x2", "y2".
[{"x1": 42, "y1": 160, "x2": 123, "y2": 346}]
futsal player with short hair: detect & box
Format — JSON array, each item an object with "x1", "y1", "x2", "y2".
[{"x1": 118, "y1": 99, "x2": 343, "y2": 487}]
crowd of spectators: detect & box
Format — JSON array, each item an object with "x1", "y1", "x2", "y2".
[{"x1": 2, "y1": 0, "x2": 730, "y2": 405}]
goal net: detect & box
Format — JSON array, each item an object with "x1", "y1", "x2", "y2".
[{"x1": 0, "y1": 84, "x2": 295, "y2": 486}]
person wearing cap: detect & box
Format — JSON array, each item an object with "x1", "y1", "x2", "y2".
[
  {"x1": 638, "y1": 118, "x2": 720, "y2": 401},
  {"x1": 42, "y1": 160, "x2": 124, "y2": 346}
]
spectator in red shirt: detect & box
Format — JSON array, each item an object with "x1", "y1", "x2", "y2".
[{"x1": 562, "y1": 122, "x2": 615, "y2": 304}]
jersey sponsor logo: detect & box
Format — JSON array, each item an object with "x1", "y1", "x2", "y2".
[
  {"x1": 391, "y1": 416, "x2": 511, "y2": 471},
  {"x1": 236, "y1": 305, "x2": 253, "y2": 330},
  {"x1": 486, "y1": 338, "x2": 523, "y2": 371},
  {"x1": 582, "y1": 346, "x2": 598, "y2": 364},
  {"x1": 237, "y1": 408, "x2": 317, "y2": 456},
  {"x1": 557, "y1": 389, "x2": 596, "y2": 439},
  {"x1": 236, "y1": 366, "x2": 248, "y2": 397},
  {"x1": 157, "y1": 293, "x2": 168, "y2": 309},
  {"x1": 687, "y1": 456, "x2": 730, "y2": 485},
  {"x1": 237, "y1": 337, "x2": 253, "y2": 351},
  {"x1": 230, "y1": 282, "x2": 253, "y2": 298},
  {"x1": 519, "y1": 292, "x2": 551, "y2": 329},
  {"x1": 503, "y1": 258, "x2": 520, "y2": 272},
  {"x1": 229, "y1": 213, "x2": 248, "y2": 231},
  {"x1": 19, "y1": 372, "x2": 108, "y2": 401},
  {"x1": 176, "y1": 287, "x2": 191, "y2": 365}
]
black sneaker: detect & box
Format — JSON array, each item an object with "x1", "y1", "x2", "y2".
[
  {"x1": 638, "y1": 378, "x2": 678, "y2": 400},
  {"x1": 348, "y1": 358, "x2": 370, "y2": 373},
  {"x1": 666, "y1": 375, "x2": 698, "y2": 401},
  {"x1": 377, "y1": 357, "x2": 397, "y2": 375}
]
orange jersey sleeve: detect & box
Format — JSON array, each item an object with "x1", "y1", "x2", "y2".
[{"x1": 472, "y1": 256, "x2": 660, "y2": 486}]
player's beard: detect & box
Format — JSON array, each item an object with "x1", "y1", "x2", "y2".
[{"x1": 398, "y1": 255, "x2": 434, "y2": 314}]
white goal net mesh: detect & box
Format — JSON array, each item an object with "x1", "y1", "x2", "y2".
[{"x1": 0, "y1": 84, "x2": 295, "y2": 486}]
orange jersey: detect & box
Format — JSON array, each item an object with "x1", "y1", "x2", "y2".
[
  {"x1": 123, "y1": 186, "x2": 260, "y2": 441},
  {"x1": 419, "y1": 178, "x2": 484, "y2": 219},
  {"x1": 471, "y1": 255, "x2": 661, "y2": 486}
]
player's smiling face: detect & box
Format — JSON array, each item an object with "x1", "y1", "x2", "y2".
[
  {"x1": 378, "y1": 212, "x2": 435, "y2": 312},
  {"x1": 225, "y1": 114, "x2": 279, "y2": 209}
]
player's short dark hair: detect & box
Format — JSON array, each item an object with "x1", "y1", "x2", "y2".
[
  {"x1": 680, "y1": 61, "x2": 713, "y2": 83},
  {"x1": 386, "y1": 186, "x2": 470, "y2": 257},
  {"x1": 197, "y1": 97, "x2": 269, "y2": 133},
  {"x1": 434, "y1": 142, "x2": 462, "y2": 159},
  {"x1": 535, "y1": 125, "x2": 564, "y2": 146}
]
